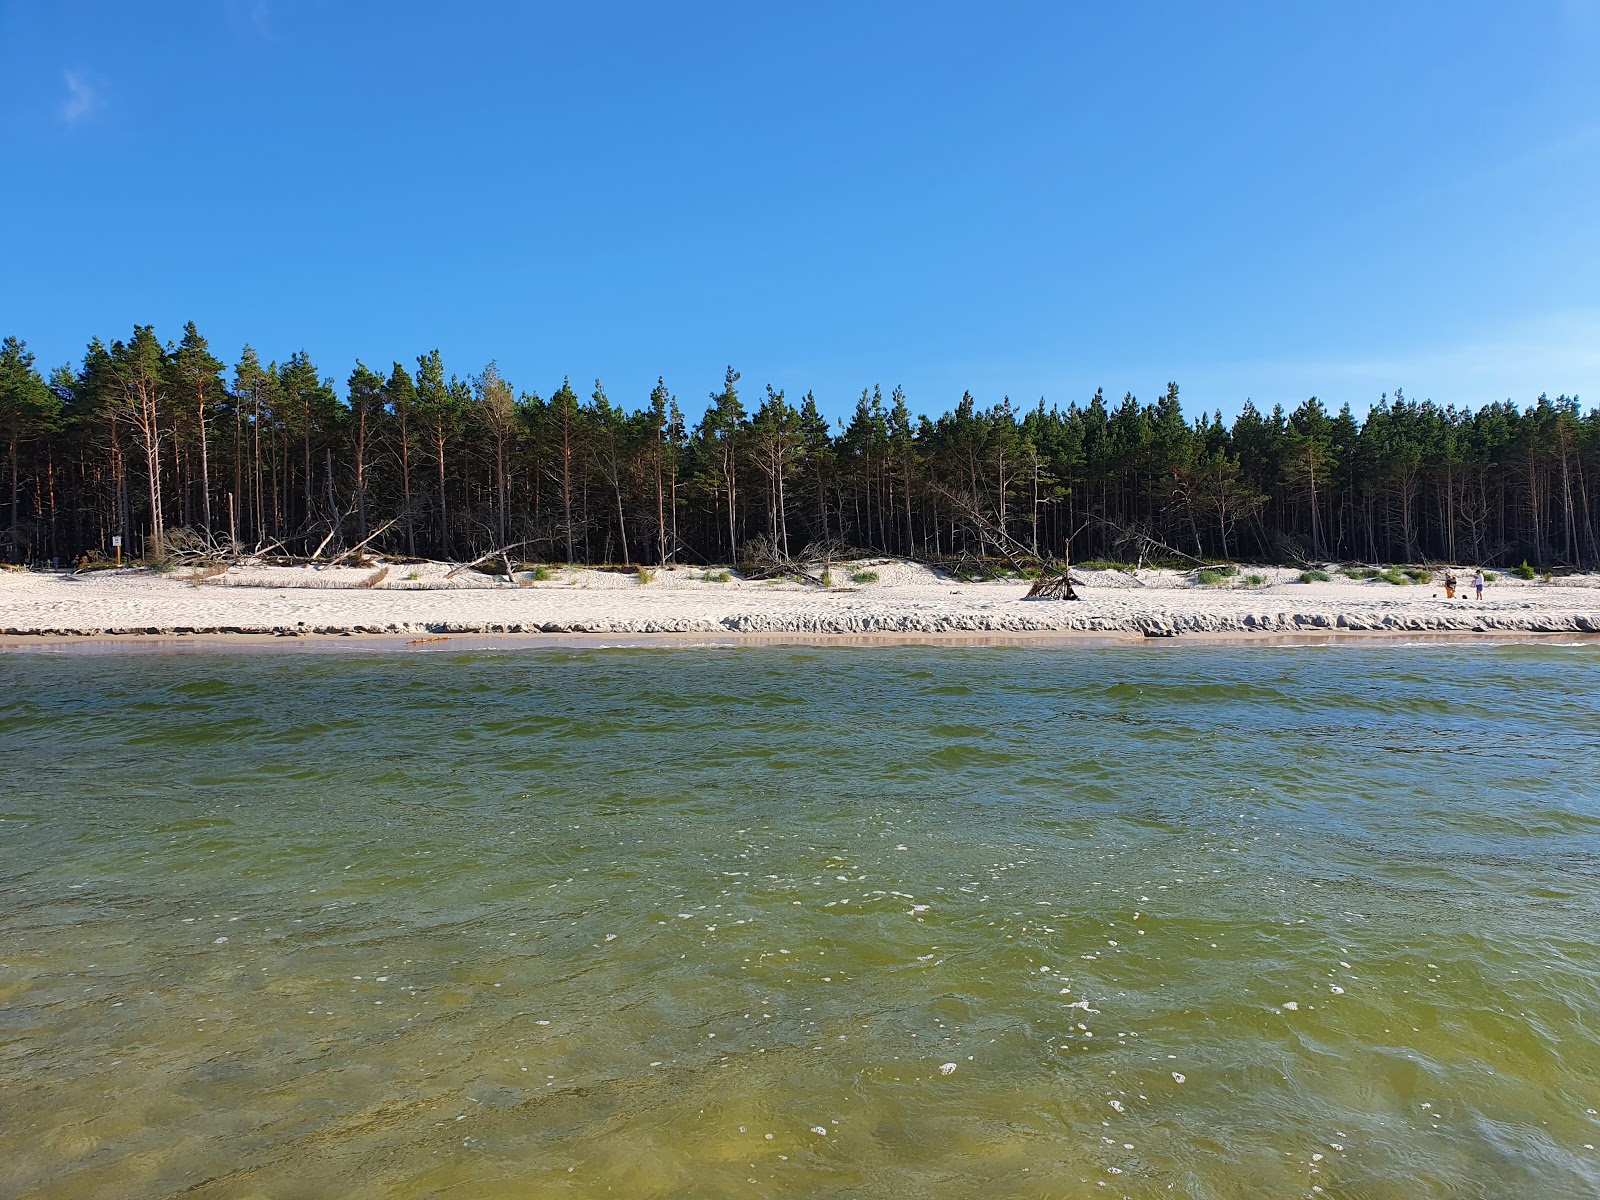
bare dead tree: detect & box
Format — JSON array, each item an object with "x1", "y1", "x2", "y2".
[{"x1": 1086, "y1": 513, "x2": 1207, "y2": 569}]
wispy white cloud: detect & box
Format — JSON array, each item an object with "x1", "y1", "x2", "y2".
[{"x1": 60, "y1": 70, "x2": 100, "y2": 124}]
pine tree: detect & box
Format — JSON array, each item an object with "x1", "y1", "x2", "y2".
[
  {"x1": 346, "y1": 362, "x2": 387, "y2": 545},
  {"x1": 172, "y1": 323, "x2": 225, "y2": 539},
  {"x1": 473, "y1": 362, "x2": 517, "y2": 549},
  {"x1": 383, "y1": 362, "x2": 419, "y2": 557},
  {"x1": 107, "y1": 326, "x2": 170, "y2": 551},
  {"x1": 0, "y1": 338, "x2": 62, "y2": 561},
  {"x1": 546, "y1": 377, "x2": 583, "y2": 563},
  {"x1": 705, "y1": 366, "x2": 744, "y2": 560}
]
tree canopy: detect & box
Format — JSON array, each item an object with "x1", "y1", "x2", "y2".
[{"x1": 3, "y1": 325, "x2": 1596, "y2": 570}]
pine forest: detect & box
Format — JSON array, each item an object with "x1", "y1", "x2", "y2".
[{"x1": 2, "y1": 326, "x2": 1597, "y2": 571}]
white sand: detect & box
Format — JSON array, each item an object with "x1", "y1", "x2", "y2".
[{"x1": 3, "y1": 559, "x2": 1599, "y2": 641}]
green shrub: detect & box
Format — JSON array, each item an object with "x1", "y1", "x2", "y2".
[
  {"x1": 1378, "y1": 568, "x2": 1408, "y2": 586},
  {"x1": 1244, "y1": 573, "x2": 1266, "y2": 586},
  {"x1": 1196, "y1": 569, "x2": 1224, "y2": 586},
  {"x1": 703, "y1": 569, "x2": 732, "y2": 583},
  {"x1": 820, "y1": 567, "x2": 834, "y2": 588},
  {"x1": 1215, "y1": 563, "x2": 1239, "y2": 577},
  {"x1": 1403, "y1": 567, "x2": 1432, "y2": 583},
  {"x1": 1513, "y1": 560, "x2": 1536, "y2": 580},
  {"x1": 406, "y1": 569, "x2": 423, "y2": 581},
  {"x1": 529, "y1": 565, "x2": 553, "y2": 582},
  {"x1": 1078, "y1": 559, "x2": 1131, "y2": 572},
  {"x1": 1342, "y1": 566, "x2": 1380, "y2": 580},
  {"x1": 636, "y1": 566, "x2": 655, "y2": 584},
  {"x1": 849, "y1": 568, "x2": 879, "y2": 584},
  {"x1": 1299, "y1": 569, "x2": 1331, "y2": 583},
  {"x1": 1482, "y1": 571, "x2": 1497, "y2": 582}
]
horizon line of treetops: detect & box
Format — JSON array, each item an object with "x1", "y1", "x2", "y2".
[{"x1": 1, "y1": 324, "x2": 1597, "y2": 571}]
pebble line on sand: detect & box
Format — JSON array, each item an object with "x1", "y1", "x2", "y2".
[{"x1": 5, "y1": 610, "x2": 1600, "y2": 639}]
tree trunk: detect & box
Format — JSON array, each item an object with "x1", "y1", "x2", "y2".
[
  {"x1": 777, "y1": 451, "x2": 789, "y2": 559},
  {"x1": 144, "y1": 436, "x2": 163, "y2": 547},
  {"x1": 233, "y1": 407, "x2": 243, "y2": 546},
  {"x1": 1559, "y1": 430, "x2": 1577, "y2": 565},
  {"x1": 613, "y1": 466, "x2": 629, "y2": 567},
  {"x1": 724, "y1": 442, "x2": 737, "y2": 563},
  {"x1": 497, "y1": 440, "x2": 508, "y2": 548},
  {"x1": 399, "y1": 415, "x2": 415, "y2": 557},
  {"x1": 197, "y1": 389, "x2": 212, "y2": 537},
  {"x1": 303, "y1": 417, "x2": 313, "y2": 532},
  {"x1": 903, "y1": 458, "x2": 915, "y2": 559},
  {"x1": 251, "y1": 395, "x2": 262, "y2": 544},
  {"x1": 654, "y1": 434, "x2": 667, "y2": 566},
  {"x1": 561, "y1": 432, "x2": 574, "y2": 563},
  {"x1": 436, "y1": 438, "x2": 450, "y2": 560},
  {"x1": 353, "y1": 410, "x2": 368, "y2": 545},
  {"x1": 7, "y1": 435, "x2": 18, "y2": 563}
]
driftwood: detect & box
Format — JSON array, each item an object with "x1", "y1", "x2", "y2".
[
  {"x1": 328, "y1": 517, "x2": 401, "y2": 566},
  {"x1": 444, "y1": 539, "x2": 536, "y2": 580},
  {"x1": 146, "y1": 527, "x2": 231, "y2": 566},
  {"x1": 1024, "y1": 572, "x2": 1081, "y2": 600},
  {"x1": 738, "y1": 536, "x2": 853, "y2": 586},
  {"x1": 307, "y1": 522, "x2": 343, "y2": 563}
]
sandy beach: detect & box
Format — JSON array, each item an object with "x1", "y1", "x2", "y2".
[{"x1": 3, "y1": 559, "x2": 1599, "y2": 643}]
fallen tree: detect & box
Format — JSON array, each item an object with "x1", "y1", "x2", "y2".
[
  {"x1": 933, "y1": 485, "x2": 1085, "y2": 600},
  {"x1": 738, "y1": 536, "x2": 853, "y2": 586}
]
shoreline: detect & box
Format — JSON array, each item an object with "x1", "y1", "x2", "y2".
[
  {"x1": 4, "y1": 559, "x2": 1599, "y2": 652},
  {"x1": 4, "y1": 628, "x2": 1598, "y2": 655}
]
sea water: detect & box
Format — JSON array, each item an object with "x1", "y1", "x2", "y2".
[{"x1": 2, "y1": 643, "x2": 1598, "y2": 1199}]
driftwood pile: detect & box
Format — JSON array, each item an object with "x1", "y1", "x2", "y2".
[
  {"x1": 1024, "y1": 571, "x2": 1081, "y2": 601},
  {"x1": 738, "y1": 536, "x2": 853, "y2": 586}
]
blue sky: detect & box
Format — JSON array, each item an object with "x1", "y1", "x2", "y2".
[{"x1": 3, "y1": 1, "x2": 1597, "y2": 424}]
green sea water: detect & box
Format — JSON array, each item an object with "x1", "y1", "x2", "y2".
[{"x1": 2, "y1": 642, "x2": 1598, "y2": 1199}]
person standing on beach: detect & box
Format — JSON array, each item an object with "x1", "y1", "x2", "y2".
[{"x1": 1473, "y1": 570, "x2": 1485, "y2": 599}]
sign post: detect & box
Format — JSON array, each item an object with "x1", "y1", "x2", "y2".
[{"x1": 112, "y1": 535, "x2": 122, "y2": 566}]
